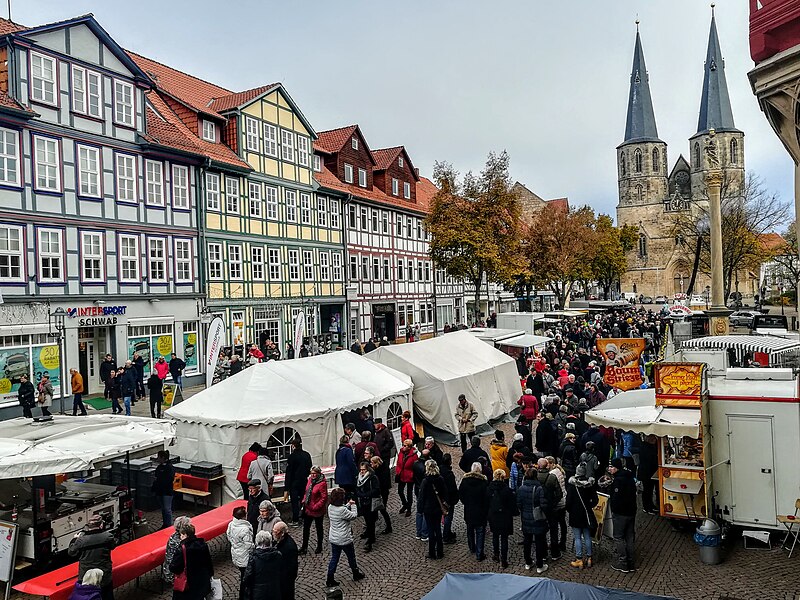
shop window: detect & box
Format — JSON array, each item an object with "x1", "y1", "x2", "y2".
[
  {"x1": 128, "y1": 324, "x2": 174, "y2": 377},
  {"x1": 386, "y1": 401, "x2": 403, "y2": 430},
  {"x1": 182, "y1": 321, "x2": 199, "y2": 374},
  {"x1": 267, "y1": 426, "x2": 298, "y2": 474}
]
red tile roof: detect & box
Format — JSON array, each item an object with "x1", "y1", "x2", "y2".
[
  {"x1": 547, "y1": 197, "x2": 569, "y2": 211},
  {"x1": 127, "y1": 51, "x2": 232, "y2": 119},
  {"x1": 315, "y1": 166, "x2": 428, "y2": 215},
  {"x1": 760, "y1": 232, "x2": 786, "y2": 252},
  {"x1": 0, "y1": 18, "x2": 26, "y2": 34},
  {"x1": 315, "y1": 125, "x2": 358, "y2": 154},
  {"x1": 372, "y1": 146, "x2": 402, "y2": 170},
  {"x1": 0, "y1": 90, "x2": 33, "y2": 114},
  {"x1": 415, "y1": 176, "x2": 438, "y2": 213},
  {"x1": 209, "y1": 84, "x2": 280, "y2": 113}
]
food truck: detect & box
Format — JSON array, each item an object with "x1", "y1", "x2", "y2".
[{"x1": 586, "y1": 340, "x2": 800, "y2": 532}]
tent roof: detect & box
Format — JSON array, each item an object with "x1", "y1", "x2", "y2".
[
  {"x1": 467, "y1": 328, "x2": 526, "y2": 341},
  {"x1": 368, "y1": 331, "x2": 516, "y2": 381},
  {"x1": 681, "y1": 335, "x2": 800, "y2": 355},
  {"x1": 585, "y1": 388, "x2": 700, "y2": 438},
  {"x1": 423, "y1": 573, "x2": 677, "y2": 600},
  {"x1": 165, "y1": 351, "x2": 412, "y2": 427},
  {"x1": 0, "y1": 415, "x2": 175, "y2": 479},
  {"x1": 500, "y1": 334, "x2": 553, "y2": 349}
]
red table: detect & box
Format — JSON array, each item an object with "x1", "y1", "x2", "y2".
[{"x1": 13, "y1": 500, "x2": 246, "y2": 600}]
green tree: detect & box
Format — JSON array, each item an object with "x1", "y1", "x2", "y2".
[
  {"x1": 426, "y1": 151, "x2": 525, "y2": 321},
  {"x1": 591, "y1": 215, "x2": 638, "y2": 300},
  {"x1": 770, "y1": 223, "x2": 799, "y2": 308}
]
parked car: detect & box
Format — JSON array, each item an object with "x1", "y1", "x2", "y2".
[
  {"x1": 654, "y1": 295, "x2": 668, "y2": 304},
  {"x1": 641, "y1": 296, "x2": 654, "y2": 304},
  {"x1": 689, "y1": 294, "x2": 706, "y2": 306},
  {"x1": 729, "y1": 310, "x2": 761, "y2": 328},
  {"x1": 4, "y1": 353, "x2": 28, "y2": 383}
]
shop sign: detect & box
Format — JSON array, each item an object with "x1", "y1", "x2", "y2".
[
  {"x1": 64, "y1": 305, "x2": 128, "y2": 327},
  {"x1": 373, "y1": 303, "x2": 394, "y2": 315},
  {"x1": 654, "y1": 363, "x2": 704, "y2": 408},
  {"x1": 596, "y1": 338, "x2": 646, "y2": 391}
]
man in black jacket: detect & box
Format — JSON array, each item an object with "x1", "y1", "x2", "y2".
[
  {"x1": 605, "y1": 457, "x2": 638, "y2": 572},
  {"x1": 283, "y1": 438, "x2": 311, "y2": 525},
  {"x1": 637, "y1": 435, "x2": 659, "y2": 514},
  {"x1": 17, "y1": 374, "x2": 35, "y2": 418},
  {"x1": 440, "y1": 454, "x2": 459, "y2": 544},
  {"x1": 273, "y1": 521, "x2": 298, "y2": 600},
  {"x1": 168, "y1": 353, "x2": 186, "y2": 389},
  {"x1": 68, "y1": 514, "x2": 116, "y2": 600},
  {"x1": 120, "y1": 363, "x2": 138, "y2": 415},
  {"x1": 373, "y1": 418, "x2": 396, "y2": 461},
  {"x1": 99, "y1": 354, "x2": 116, "y2": 399},
  {"x1": 152, "y1": 450, "x2": 175, "y2": 528},
  {"x1": 246, "y1": 479, "x2": 270, "y2": 531},
  {"x1": 459, "y1": 436, "x2": 489, "y2": 473}
]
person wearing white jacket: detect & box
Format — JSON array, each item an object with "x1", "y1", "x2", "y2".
[
  {"x1": 326, "y1": 488, "x2": 366, "y2": 588},
  {"x1": 226, "y1": 506, "x2": 254, "y2": 600}
]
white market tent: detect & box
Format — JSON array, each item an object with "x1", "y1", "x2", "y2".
[
  {"x1": 367, "y1": 330, "x2": 521, "y2": 443},
  {"x1": 0, "y1": 415, "x2": 175, "y2": 479},
  {"x1": 165, "y1": 351, "x2": 413, "y2": 501},
  {"x1": 584, "y1": 388, "x2": 700, "y2": 438},
  {"x1": 499, "y1": 334, "x2": 553, "y2": 349}
]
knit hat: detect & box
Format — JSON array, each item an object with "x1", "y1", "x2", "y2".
[
  {"x1": 513, "y1": 433, "x2": 523, "y2": 441},
  {"x1": 86, "y1": 514, "x2": 105, "y2": 530},
  {"x1": 610, "y1": 457, "x2": 624, "y2": 470},
  {"x1": 575, "y1": 462, "x2": 587, "y2": 478},
  {"x1": 566, "y1": 422, "x2": 575, "y2": 431},
  {"x1": 559, "y1": 405, "x2": 569, "y2": 414}
]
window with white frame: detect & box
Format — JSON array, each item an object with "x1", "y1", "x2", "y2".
[
  {"x1": 406, "y1": 218, "x2": 412, "y2": 237},
  {"x1": 38, "y1": 229, "x2": 63, "y2": 281},
  {"x1": 330, "y1": 199, "x2": 340, "y2": 229},
  {"x1": 265, "y1": 186, "x2": 278, "y2": 219},
  {"x1": 349, "y1": 255, "x2": 358, "y2": 280},
  {"x1": 225, "y1": 177, "x2": 240, "y2": 214},
  {"x1": 358, "y1": 168, "x2": 367, "y2": 188},
  {"x1": 360, "y1": 207, "x2": 367, "y2": 230},
  {"x1": 145, "y1": 160, "x2": 164, "y2": 205},
  {"x1": 77, "y1": 145, "x2": 101, "y2": 198},
  {"x1": 417, "y1": 261, "x2": 423, "y2": 281},
  {"x1": 31, "y1": 52, "x2": 56, "y2": 104},
  {"x1": 417, "y1": 220, "x2": 422, "y2": 239},
  {"x1": 206, "y1": 173, "x2": 220, "y2": 210},
  {"x1": 148, "y1": 238, "x2": 167, "y2": 282},
  {"x1": 396, "y1": 214, "x2": 403, "y2": 235},
  {"x1": 202, "y1": 120, "x2": 216, "y2": 142},
  {"x1": 116, "y1": 154, "x2": 136, "y2": 203},
  {"x1": 398, "y1": 305, "x2": 406, "y2": 328},
  {"x1": 361, "y1": 256, "x2": 369, "y2": 279},
  {"x1": 404, "y1": 182, "x2": 411, "y2": 199},
  {"x1": 383, "y1": 258, "x2": 390, "y2": 280},
  {"x1": 0, "y1": 224, "x2": 23, "y2": 281},
  {"x1": 0, "y1": 128, "x2": 19, "y2": 185},
  {"x1": 288, "y1": 249, "x2": 300, "y2": 280},
  {"x1": 300, "y1": 193, "x2": 312, "y2": 225},
  {"x1": 72, "y1": 66, "x2": 102, "y2": 118},
  {"x1": 344, "y1": 163, "x2": 353, "y2": 183},
  {"x1": 303, "y1": 250, "x2": 313, "y2": 280},
  {"x1": 228, "y1": 244, "x2": 243, "y2": 280},
  {"x1": 320, "y1": 252, "x2": 330, "y2": 280},
  {"x1": 285, "y1": 190, "x2": 297, "y2": 222},
  {"x1": 81, "y1": 231, "x2": 104, "y2": 282},
  {"x1": 382, "y1": 212, "x2": 389, "y2": 233},
  {"x1": 268, "y1": 248, "x2": 280, "y2": 280},
  {"x1": 251, "y1": 246, "x2": 264, "y2": 280},
  {"x1": 332, "y1": 252, "x2": 342, "y2": 281},
  {"x1": 113, "y1": 80, "x2": 134, "y2": 126},
  {"x1": 297, "y1": 136, "x2": 310, "y2": 167},
  {"x1": 392, "y1": 178, "x2": 399, "y2": 196},
  {"x1": 245, "y1": 117, "x2": 259, "y2": 151},
  {"x1": 397, "y1": 258, "x2": 404, "y2": 279},
  {"x1": 248, "y1": 182, "x2": 262, "y2": 218},
  {"x1": 118, "y1": 234, "x2": 140, "y2": 282},
  {"x1": 172, "y1": 165, "x2": 189, "y2": 209},
  {"x1": 351, "y1": 137, "x2": 358, "y2": 150},
  {"x1": 425, "y1": 262, "x2": 431, "y2": 281},
  {"x1": 207, "y1": 243, "x2": 223, "y2": 280},
  {"x1": 317, "y1": 197, "x2": 328, "y2": 227},
  {"x1": 174, "y1": 239, "x2": 192, "y2": 283},
  {"x1": 348, "y1": 204, "x2": 357, "y2": 229},
  {"x1": 399, "y1": 156, "x2": 404, "y2": 168},
  {"x1": 34, "y1": 136, "x2": 60, "y2": 192},
  {"x1": 280, "y1": 129, "x2": 294, "y2": 162},
  {"x1": 313, "y1": 154, "x2": 321, "y2": 172},
  {"x1": 263, "y1": 123, "x2": 277, "y2": 157},
  {"x1": 371, "y1": 210, "x2": 378, "y2": 232}
]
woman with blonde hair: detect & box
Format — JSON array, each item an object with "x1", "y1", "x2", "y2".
[
  {"x1": 417, "y1": 459, "x2": 447, "y2": 560},
  {"x1": 486, "y1": 469, "x2": 518, "y2": 568}
]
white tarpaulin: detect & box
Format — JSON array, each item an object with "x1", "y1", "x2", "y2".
[
  {"x1": 499, "y1": 334, "x2": 553, "y2": 349},
  {"x1": 585, "y1": 388, "x2": 700, "y2": 438},
  {"x1": 366, "y1": 331, "x2": 520, "y2": 442},
  {"x1": 165, "y1": 351, "x2": 413, "y2": 502},
  {"x1": 0, "y1": 415, "x2": 175, "y2": 479}
]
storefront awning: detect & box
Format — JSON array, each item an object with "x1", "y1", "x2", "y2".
[
  {"x1": 585, "y1": 388, "x2": 700, "y2": 438},
  {"x1": 681, "y1": 335, "x2": 800, "y2": 356}
]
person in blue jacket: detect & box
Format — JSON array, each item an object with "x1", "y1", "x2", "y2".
[{"x1": 335, "y1": 435, "x2": 358, "y2": 499}]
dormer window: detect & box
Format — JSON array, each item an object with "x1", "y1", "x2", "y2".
[
  {"x1": 351, "y1": 137, "x2": 358, "y2": 150},
  {"x1": 399, "y1": 156, "x2": 404, "y2": 168},
  {"x1": 358, "y1": 168, "x2": 367, "y2": 188},
  {"x1": 202, "y1": 120, "x2": 216, "y2": 142},
  {"x1": 31, "y1": 52, "x2": 56, "y2": 105},
  {"x1": 404, "y1": 182, "x2": 411, "y2": 199},
  {"x1": 344, "y1": 163, "x2": 353, "y2": 184},
  {"x1": 392, "y1": 178, "x2": 399, "y2": 196},
  {"x1": 313, "y1": 155, "x2": 321, "y2": 172}
]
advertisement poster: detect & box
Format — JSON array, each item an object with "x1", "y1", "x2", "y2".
[
  {"x1": 183, "y1": 332, "x2": 198, "y2": 372},
  {"x1": 596, "y1": 338, "x2": 646, "y2": 391},
  {"x1": 153, "y1": 335, "x2": 173, "y2": 362},
  {"x1": 205, "y1": 317, "x2": 225, "y2": 388},
  {"x1": 293, "y1": 312, "x2": 305, "y2": 359},
  {"x1": 0, "y1": 347, "x2": 31, "y2": 402},
  {"x1": 593, "y1": 492, "x2": 610, "y2": 542},
  {"x1": 32, "y1": 345, "x2": 61, "y2": 397},
  {"x1": 128, "y1": 337, "x2": 151, "y2": 374},
  {"x1": 654, "y1": 363, "x2": 704, "y2": 408},
  {"x1": 162, "y1": 382, "x2": 181, "y2": 409},
  {"x1": 232, "y1": 312, "x2": 245, "y2": 347}
]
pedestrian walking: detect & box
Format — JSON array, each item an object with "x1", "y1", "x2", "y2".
[
  {"x1": 237, "y1": 443, "x2": 261, "y2": 500},
  {"x1": 299, "y1": 466, "x2": 327, "y2": 555},
  {"x1": 106, "y1": 371, "x2": 122, "y2": 415},
  {"x1": 226, "y1": 506, "x2": 253, "y2": 600},
  {"x1": 152, "y1": 450, "x2": 175, "y2": 528},
  {"x1": 355, "y1": 461, "x2": 380, "y2": 552},
  {"x1": 70, "y1": 368, "x2": 87, "y2": 416},
  {"x1": 566, "y1": 462, "x2": 598, "y2": 569},
  {"x1": 400, "y1": 410, "x2": 416, "y2": 443},
  {"x1": 334, "y1": 436, "x2": 357, "y2": 499},
  {"x1": 412, "y1": 449, "x2": 430, "y2": 541},
  {"x1": 325, "y1": 488, "x2": 366, "y2": 588},
  {"x1": 17, "y1": 374, "x2": 35, "y2": 418},
  {"x1": 132, "y1": 352, "x2": 145, "y2": 401},
  {"x1": 284, "y1": 438, "x2": 312, "y2": 526},
  {"x1": 273, "y1": 522, "x2": 299, "y2": 600},
  {"x1": 154, "y1": 356, "x2": 170, "y2": 380},
  {"x1": 67, "y1": 515, "x2": 115, "y2": 600},
  {"x1": 417, "y1": 459, "x2": 447, "y2": 560},
  {"x1": 459, "y1": 435, "x2": 489, "y2": 473},
  {"x1": 458, "y1": 462, "x2": 489, "y2": 561},
  {"x1": 546, "y1": 456, "x2": 568, "y2": 554},
  {"x1": 395, "y1": 439, "x2": 417, "y2": 516},
  {"x1": 147, "y1": 372, "x2": 163, "y2": 418},
  {"x1": 487, "y1": 469, "x2": 517, "y2": 568},
  {"x1": 489, "y1": 430, "x2": 509, "y2": 478},
  {"x1": 255, "y1": 500, "x2": 282, "y2": 536},
  {"x1": 163, "y1": 516, "x2": 191, "y2": 583},
  {"x1": 242, "y1": 531, "x2": 282, "y2": 600},
  {"x1": 454, "y1": 394, "x2": 478, "y2": 452},
  {"x1": 119, "y1": 363, "x2": 136, "y2": 416},
  {"x1": 99, "y1": 354, "x2": 117, "y2": 400},
  {"x1": 36, "y1": 372, "x2": 54, "y2": 417},
  {"x1": 247, "y1": 447, "x2": 275, "y2": 497},
  {"x1": 603, "y1": 457, "x2": 637, "y2": 573},
  {"x1": 440, "y1": 454, "x2": 459, "y2": 543},
  {"x1": 638, "y1": 435, "x2": 659, "y2": 515},
  {"x1": 246, "y1": 480, "x2": 270, "y2": 532},
  {"x1": 168, "y1": 353, "x2": 186, "y2": 389},
  {"x1": 370, "y1": 456, "x2": 393, "y2": 534},
  {"x1": 517, "y1": 468, "x2": 550, "y2": 574},
  {"x1": 169, "y1": 522, "x2": 214, "y2": 600}
]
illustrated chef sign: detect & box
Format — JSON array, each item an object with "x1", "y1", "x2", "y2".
[
  {"x1": 596, "y1": 338, "x2": 646, "y2": 391},
  {"x1": 64, "y1": 304, "x2": 128, "y2": 327}
]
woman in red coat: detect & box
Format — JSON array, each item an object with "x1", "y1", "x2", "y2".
[
  {"x1": 395, "y1": 439, "x2": 418, "y2": 516},
  {"x1": 400, "y1": 410, "x2": 415, "y2": 443},
  {"x1": 518, "y1": 388, "x2": 540, "y2": 422},
  {"x1": 236, "y1": 443, "x2": 261, "y2": 499},
  {"x1": 299, "y1": 466, "x2": 328, "y2": 554}
]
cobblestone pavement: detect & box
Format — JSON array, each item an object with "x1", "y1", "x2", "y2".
[{"x1": 14, "y1": 424, "x2": 800, "y2": 600}]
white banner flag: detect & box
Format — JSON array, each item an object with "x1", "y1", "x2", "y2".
[
  {"x1": 205, "y1": 317, "x2": 225, "y2": 388},
  {"x1": 293, "y1": 312, "x2": 305, "y2": 359}
]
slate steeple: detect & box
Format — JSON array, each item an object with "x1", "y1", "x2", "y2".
[
  {"x1": 623, "y1": 25, "x2": 662, "y2": 144},
  {"x1": 696, "y1": 8, "x2": 739, "y2": 134}
]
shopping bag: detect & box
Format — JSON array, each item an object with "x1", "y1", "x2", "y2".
[{"x1": 208, "y1": 577, "x2": 223, "y2": 600}]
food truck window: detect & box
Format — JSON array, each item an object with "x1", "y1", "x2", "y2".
[
  {"x1": 267, "y1": 426, "x2": 298, "y2": 474},
  {"x1": 662, "y1": 435, "x2": 704, "y2": 468},
  {"x1": 386, "y1": 401, "x2": 403, "y2": 430}
]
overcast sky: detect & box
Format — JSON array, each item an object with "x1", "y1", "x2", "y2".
[{"x1": 17, "y1": 0, "x2": 795, "y2": 223}]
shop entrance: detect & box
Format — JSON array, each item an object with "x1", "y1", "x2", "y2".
[
  {"x1": 78, "y1": 327, "x2": 107, "y2": 394},
  {"x1": 372, "y1": 303, "x2": 396, "y2": 342}
]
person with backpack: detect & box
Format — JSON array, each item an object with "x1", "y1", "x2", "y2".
[
  {"x1": 566, "y1": 462, "x2": 598, "y2": 569},
  {"x1": 486, "y1": 469, "x2": 518, "y2": 569},
  {"x1": 535, "y1": 458, "x2": 563, "y2": 560},
  {"x1": 516, "y1": 468, "x2": 550, "y2": 574}
]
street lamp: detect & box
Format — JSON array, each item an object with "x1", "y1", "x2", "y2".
[
  {"x1": 705, "y1": 286, "x2": 711, "y2": 311},
  {"x1": 48, "y1": 307, "x2": 68, "y2": 415}
]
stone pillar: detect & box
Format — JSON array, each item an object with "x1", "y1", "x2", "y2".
[{"x1": 705, "y1": 169, "x2": 731, "y2": 335}]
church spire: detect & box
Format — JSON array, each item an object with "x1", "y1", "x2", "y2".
[
  {"x1": 696, "y1": 7, "x2": 739, "y2": 134},
  {"x1": 623, "y1": 24, "x2": 661, "y2": 144}
]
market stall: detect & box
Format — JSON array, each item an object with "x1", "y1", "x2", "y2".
[
  {"x1": 680, "y1": 334, "x2": 800, "y2": 367},
  {"x1": 366, "y1": 330, "x2": 520, "y2": 443},
  {"x1": 165, "y1": 351, "x2": 413, "y2": 503}
]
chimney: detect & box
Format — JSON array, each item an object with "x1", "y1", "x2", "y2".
[{"x1": 415, "y1": 168, "x2": 419, "y2": 177}]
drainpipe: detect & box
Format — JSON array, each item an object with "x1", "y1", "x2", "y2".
[{"x1": 342, "y1": 193, "x2": 352, "y2": 345}]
